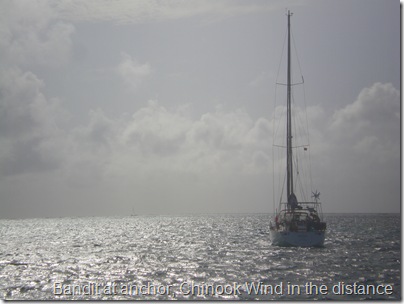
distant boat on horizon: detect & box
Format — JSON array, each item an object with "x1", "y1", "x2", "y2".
[
  {"x1": 131, "y1": 207, "x2": 138, "y2": 217},
  {"x1": 269, "y1": 11, "x2": 326, "y2": 247}
]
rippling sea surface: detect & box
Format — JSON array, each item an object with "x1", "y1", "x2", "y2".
[{"x1": 0, "y1": 214, "x2": 400, "y2": 300}]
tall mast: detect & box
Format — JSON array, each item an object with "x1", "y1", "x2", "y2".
[{"x1": 286, "y1": 10, "x2": 295, "y2": 207}]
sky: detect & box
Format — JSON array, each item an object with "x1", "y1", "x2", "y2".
[{"x1": 0, "y1": 0, "x2": 400, "y2": 218}]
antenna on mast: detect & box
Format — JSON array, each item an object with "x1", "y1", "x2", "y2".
[{"x1": 285, "y1": 9, "x2": 293, "y2": 17}]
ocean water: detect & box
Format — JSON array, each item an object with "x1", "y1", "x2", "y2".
[{"x1": 0, "y1": 213, "x2": 400, "y2": 300}]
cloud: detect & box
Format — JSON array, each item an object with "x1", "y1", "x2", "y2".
[
  {"x1": 329, "y1": 82, "x2": 399, "y2": 163},
  {"x1": 0, "y1": 76, "x2": 399, "y2": 215},
  {"x1": 0, "y1": 0, "x2": 75, "y2": 178},
  {"x1": 0, "y1": 68, "x2": 67, "y2": 139},
  {"x1": 315, "y1": 82, "x2": 400, "y2": 212},
  {"x1": 0, "y1": 68, "x2": 67, "y2": 177},
  {"x1": 330, "y1": 82, "x2": 399, "y2": 134},
  {"x1": 0, "y1": 57, "x2": 272, "y2": 193},
  {"x1": 58, "y1": 101, "x2": 274, "y2": 214},
  {"x1": 0, "y1": 0, "x2": 75, "y2": 68},
  {"x1": 116, "y1": 53, "x2": 152, "y2": 89},
  {"x1": 109, "y1": 101, "x2": 272, "y2": 178},
  {"x1": 271, "y1": 82, "x2": 400, "y2": 212},
  {"x1": 53, "y1": 0, "x2": 281, "y2": 25},
  {"x1": 105, "y1": 101, "x2": 273, "y2": 213}
]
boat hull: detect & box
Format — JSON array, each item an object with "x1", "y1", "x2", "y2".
[{"x1": 270, "y1": 229, "x2": 325, "y2": 247}]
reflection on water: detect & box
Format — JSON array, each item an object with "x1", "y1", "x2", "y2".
[{"x1": 0, "y1": 214, "x2": 400, "y2": 300}]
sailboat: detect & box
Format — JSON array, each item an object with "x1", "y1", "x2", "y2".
[{"x1": 269, "y1": 11, "x2": 326, "y2": 247}]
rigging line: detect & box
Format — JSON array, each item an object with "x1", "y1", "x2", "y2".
[
  {"x1": 273, "y1": 29, "x2": 288, "y2": 149},
  {"x1": 273, "y1": 106, "x2": 287, "y2": 147},
  {"x1": 302, "y1": 154, "x2": 310, "y2": 201},
  {"x1": 291, "y1": 27, "x2": 310, "y2": 141},
  {"x1": 295, "y1": 169, "x2": 303, "y2": 201},
  {"x1": 272, "y1": 121, "x2": 277, "y2": 214},
  {"x1": 303, "y1": 156, "x2": 311, "y2": 197},
  {"x1": 273, "y1": 86, "x2": 280, "y2": 145},
  {"x1": 272, "y1": 85, "x2": 277, "y2": 214},
  {"x1": 300, "y1": 149, "x2": 309, "y2": 199},
  {"x1": 296, "y1": 101, "x2": 309, "y2": 146},
  {"x1": 272, "y1": 140, "x2": 275, "y2": 213},
  {"x1": 273, "y1": 81, "x2": 285, "y2": 213},
  {"x1": 292, "y1": 137, "x2": 309, "y2": 201},
  {"x1": 291, "y1": 28, "x2": 304, "y2": 82},
  {"x1": 290, "y1": 88, "x2": 305, "y2": 144},
  {"x1": 290, "y1": 30, "x2": 307, "y2": 144},
  {"x1": 294, "y1": 151, "x2": 309, "y2": 202},
  {"x1": 276, "y1": 147, "x2": 286, "y2": 205},
  {"x1": 273, "y1": 85, "x2": 287, "y2": 148},
  {"x1": 291, "y1": 27, "x2": 314, "y2": 192},
  {"x1": 302, "y1": 82, "x2": 314, "y2": 192},
  {"x1": 295, "y1": 158, "x2": 303, "y2": 201},
  {"x1": 273, "y1": 28, "x2": 286, "y2": 213},
  {"x1": 298, "y1": 143, "x2": 310, "y2": 200},
  {"x1": 273, "y1": 24, "x2": 287, "y2": 144},
  {"x1": 279, "y1": 169, "x2": 287, "y2": 205},
  {"x1": 291, "y1": 94, "x2": 310, "y2": 200},
  {"x1": 273, "y1": 81, "x2": 285, "y2": 146},
  {"x1": 292, "y1": 148, "x2": 300, "y2": 195},
  {"x1": 299, "y1": 176, "x2": 307, "y2": 201},
  {"x1": 291, "y1": 93, "x2": 300, "y2": 151},
  {"x1": 275, "y1": 27, "x2": 288, "y2": 84}
]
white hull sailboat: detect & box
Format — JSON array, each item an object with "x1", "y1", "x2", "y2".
[
  {"x1": 270, "y1": 204, "x2": 326, "y2": 247},
  {"x1": 270, "y1": 11, "x2": 326, "y2": 247}
]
